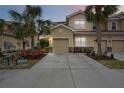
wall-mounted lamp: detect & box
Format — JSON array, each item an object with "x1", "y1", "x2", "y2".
[
  {"x1": 95, "y1": 39, "x2": 97, "y2": 42},
  {"x1": 108, "y1": 40, "x2": 111, "y2": 43}
]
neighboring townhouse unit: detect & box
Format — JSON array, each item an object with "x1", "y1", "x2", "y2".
[
  {"x1": 49, "y1": 10, "x2": 124, "y2": 54},
  {"x1": 0, "y1": 21, "x2": 38, "y2": 51},
  {"x1": 0, "y1": 22, "x2": 22, "y2": 51}
]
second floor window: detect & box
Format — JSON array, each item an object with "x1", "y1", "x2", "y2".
[
  {"x1": 75, "y1": 21, "x2": 85, "y2": 29},
  {"x1": 111, "y1": 21, "x2": 117, "y2": 31}
]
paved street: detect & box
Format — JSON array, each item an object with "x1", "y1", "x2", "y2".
[{"x1": 0, "y1": 53, "x2": 124, "y2": 88}]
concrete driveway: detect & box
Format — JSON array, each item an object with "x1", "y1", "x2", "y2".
[{"x1": 0, "y1": 53, "x2": 124, "y2": 88}]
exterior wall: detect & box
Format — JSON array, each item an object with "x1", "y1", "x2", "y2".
[
  {"x1": 67, "y1": 13, "x2": 92, "y2": 31},
  {"x1": 74, "y1": 35, "x2": 124, "y2": 53},
  {"x1": 50, "y1": 26, "x2": 74, "y2": 47},
  {"x1": 3, "y1": 35, "x2": 23, "y2": 50},
  {"x1": 67, "y1": 13, "x2": 108, "y2": 31},
  {"x1": 108, "y1": 20, "x2": 120, "y2": 31},
  {"x1": 100, "y1": 21, "x2": 108, "y2": 31},
  {"x1": 118, "y1": 19, "x2": 124, "y2": 31},
  {"x1": 0, "y1": 34, "x2": 39, "y2": 51}
]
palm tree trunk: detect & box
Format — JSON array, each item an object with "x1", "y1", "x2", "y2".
[
  {"x1": 38, "y1": 34, "x2": 40, "y2": 41},
  {"x1": 37, "y1": 34, "x2": 40, "y2": 47},
  {"x1": 1, "y1": 33, "x2": 4, "y2": 52},
  {"x1": 31, "y1": 36, "x2": 35, "y2": 50},
  {"x1": 96, "y1": 22, "x2": 102, "y2": 56},
  {"x1": 22, "y1": 41, "x2": 26, "y2": 50}
]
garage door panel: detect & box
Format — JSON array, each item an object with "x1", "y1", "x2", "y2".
[
  {"x1": 53, "y1": 38, "x2": 69, "y2": 53},
  {"x1": 112, "y1": 40, "x2": 124, "y2": 52}
]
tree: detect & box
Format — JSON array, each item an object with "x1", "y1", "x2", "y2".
[
  {"x1": 0, "y1": 19, "x2": 5, "y2": 35},
  {"x1": 84, "y1": 5, "x2": 118, "y2": 56},
  {"x1": 9, "y1": 5, "x2": 42, "y2": 50},
  {"x1": 37, "y1": 19, "x2": 51, "y2": 44},
  {"x1": 39, "y1": 39, "x2": 49, "y2": 48},
  {"x1": 0, "y1": 19, "x2": 5, "y2": 52}
]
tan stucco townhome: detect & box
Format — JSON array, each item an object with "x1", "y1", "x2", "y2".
[
  {"x1": 49, "y1": 10, "x2": 124, "y2": 54},
  {"x1": 0, "y1": 21, "x2": 39, "y2": 51},
  {"x1": 0, "y1": 22, "x2": 22, "y2": 51}
]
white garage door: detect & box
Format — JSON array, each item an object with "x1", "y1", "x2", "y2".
[
  {"x1": 53, "y1": 38, "x2": 69, "y2": 53},
  {"x1": 112, "y1": 40, "x2": 124, "y2": 52}
]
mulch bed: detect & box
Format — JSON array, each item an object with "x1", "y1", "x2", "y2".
[
  {"x1": 0, "y1": 54, "x2": 47, "y2": 70},
  {"x1": 87, "y1": 54, "x2": 114, "y2": 60},
  {"x1": 86, "y1": 54, "x2": 124, "y2": 69}
]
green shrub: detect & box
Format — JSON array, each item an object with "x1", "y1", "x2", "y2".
[
  {"x1": 86, "y1": 48, "x2": 91, "y2": 53},
  {"x1": 34, "y1": 46, "x2": 41, "y2": 50},
  {"x1": 39, "y1": 39, "x2": 49, "y2": 48}
]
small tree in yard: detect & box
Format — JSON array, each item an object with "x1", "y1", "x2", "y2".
[
  {"x1": 84, "y1": 5, "x2": 118, "y2": 56},
  {"x1": 39, "y1": 39, "x2": 49, "y2": 48}
]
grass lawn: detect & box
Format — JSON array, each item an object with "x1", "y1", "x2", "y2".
[
  {"x1": 0, "y1": 59, "x2": 39, "y2": 70},
  {"x1": 27, "y1": 59, "x2": 39, "y2": 67},
  {"x1": 99, "y1": 60, "x2": 124, "y2": 69},
  {"x1": 0, "y1": 52, "x2": 46, "y2": 70},
  {"x1": 87, "y1": 54, "x2": 124, "y2": 69}
]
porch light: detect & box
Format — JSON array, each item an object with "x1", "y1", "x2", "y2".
[
  {"x1": 101, "y1": 7, "x2": 104, "y2": 11},
  {"x1": 108, "y1": 40, "x2": 111, "y2": 43},
  {"x1": 95, "y1": 39, "x2": 97, "y2": 42},
  {"x1": 49, "y1": 37, "x2": 53, "y2": 43}
]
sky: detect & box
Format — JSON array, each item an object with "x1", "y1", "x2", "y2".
[{"x1": 0, "y1": 5, "x2": 124, "y2": 22}]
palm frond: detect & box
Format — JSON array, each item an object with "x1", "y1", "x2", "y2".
[
  {"x1": 9, "y1": 10, "x2": 23, "y2": 22},
  {"x1": 84, "y1": 5, "x2": 119, "y2": 23}
]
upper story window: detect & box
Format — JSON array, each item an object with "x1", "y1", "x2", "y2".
[
  {"x1": 75, "y1": 21, "x2": 85, "y2": 29},
  {"x1": 111, "y1": 21, "x2": 117, "y2": 31},
  {"x1": 75, "y1": 37, "x2": 86, "y2": 47}
]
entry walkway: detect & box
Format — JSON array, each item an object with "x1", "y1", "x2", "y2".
[{"x1": 0, "y1": 53, "x2": 124, "y2": 88}]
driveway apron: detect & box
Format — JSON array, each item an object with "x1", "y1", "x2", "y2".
[{"x1": 0, "y1": 53, "x2": 124, "y2": 88}]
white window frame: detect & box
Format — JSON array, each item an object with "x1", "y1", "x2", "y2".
[
  {"x1": 75, "y1": 37, "x2": 86, "y2": 47},
  {"x1": 111, "y1": 21, "x2": 117, "y2": 31},
  {"x1": 75, "y1": 21, "x2": 85, "y2": 29}
]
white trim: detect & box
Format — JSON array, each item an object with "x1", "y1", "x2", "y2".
[
  {"x1": 51, "y1": 24, "x2": 75, "y2": 32},
  {"x1": 66, "y1": 10, "x2": 84, "y2": 19},
  {"x1": 109, "y1": 12, "x2": 124, "y2": 20}
]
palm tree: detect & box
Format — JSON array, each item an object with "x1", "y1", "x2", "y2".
[
  {"x1": 0, "y1": 19, "x2": 5, "y2": 52},
  {"x1": 9, "y1": 5, "x2": 42, "y2": 50},
  {"x1": 84, "y1": 5, "x2": 118, "y2": 56},
  {"x1": 37, "y1": 19, "x2": 51, "y2": 42},
  {"x1": 9, "y1": 9, "x2": 28, "y2": 50},
  {"x1": 24, "y1": 5, "x2": 41, "y2": 50},
  {"x1": 0, "y1": 19, "x2": 5, "y2": 35}
]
